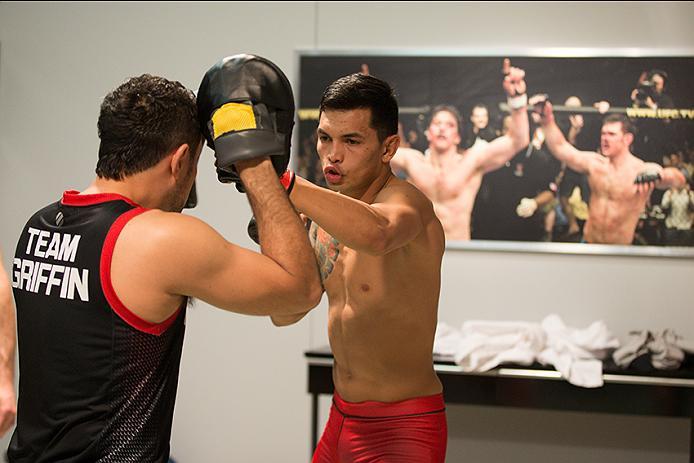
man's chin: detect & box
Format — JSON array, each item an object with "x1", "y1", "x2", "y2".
[
  {"x1": 326, "y1": 183, "x2": 343, "y2": 193},
  {"x1": 323, "y1": 176, "x2": 343, "y2": 190}
]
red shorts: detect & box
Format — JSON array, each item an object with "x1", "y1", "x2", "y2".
[{"x1": 311, "y1": 391, "x2": 447, "y2": 463}]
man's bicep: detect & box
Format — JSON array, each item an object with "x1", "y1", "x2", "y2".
[
  {"x1": 163, "y1": 218, "x2": 300, "y2": 315},
  {"x1": 472, "y1": 135, "x2": 518, "y2": 173},
  {"x1": 548, "y1": 145, "x2": 594, "y2": 174},
  {"x1": 187, "y1": 245, "x2": 302, "y2": 315}
]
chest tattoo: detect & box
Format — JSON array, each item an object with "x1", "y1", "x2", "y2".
[{"x1": 311, "y1": 224, "x2": 341, "y2": 282}]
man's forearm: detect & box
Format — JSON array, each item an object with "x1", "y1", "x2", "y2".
[
  {"x1": 239, "y1": 161, "x2": 321, "y2": 299},
  {"x1": 508, "y1": 107, "x2": 530, "y2": 152},
  {"x1": 542, "y1": 121, "x2": 577, "y2": 167},
  {"x1": 534, "y1": 190, "x2": 555, "y2": 207},
  {"x1": 659, "y1": 167, "x2": 686, "y2": 190},
  {"x1": 290, "y1": 177, "x2": 389, "y2": 254}
]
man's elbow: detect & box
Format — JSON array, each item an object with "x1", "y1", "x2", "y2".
[
  {"x1": 673, "y1": 170, "x2": 687, "y2": 188},
  {"x1": 272, "y1": 297, "x2": 317, "y2": 324},
  {"x1": 305, "y1": 281, "x2": 323, "y2": 309},
  {"x1": 271, "y1": 314, "x2": 300, "y2": 327},
  {"x1": 289, "y1": 278, "x2": 323, "y2": 312}
]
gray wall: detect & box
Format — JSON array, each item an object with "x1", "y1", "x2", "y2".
[{"x1": 1, "y1": 2, "x2": 692, "y2": 462}]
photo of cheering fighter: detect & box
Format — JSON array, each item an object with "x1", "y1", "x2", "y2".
[
  {"x1": 389, "y1": 58, "x2": 530, "y2": 241},
  {"x1": 8, "y1": 56, "x2": 321, "y2": 462},
  {"x1": 260, "y1": 72, "x2": 448, "y2": 462},
  {"x1": 535, "y1": 96, "x2": 687, "y2": 244}
]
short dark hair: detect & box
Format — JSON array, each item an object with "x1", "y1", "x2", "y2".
[
  {"x1": 602, "y1": 114, "x2": 636, "y2": 137},
  {"x1": 319, "y1": 73, "x2": 398, "y2": 142},
  {"x1": 96, "y1": 74, "x2": 200, "y2": 180},
  {"x1": 428, "y1": 105, "x2": 462, "y2": 134}
]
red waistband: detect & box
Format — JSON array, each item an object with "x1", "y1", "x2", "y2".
[{"x1": 333, "y1": 391, "x2": 445, "y2": 418}]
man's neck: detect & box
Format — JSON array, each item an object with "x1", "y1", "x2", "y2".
[
  {"x1": 82, "y1": 176, "x2": 162, "y2": 209},
  {"x1": 351, "y1": 168, "x2": 394, "y2": 205},
  {"x1": 428, "y1": 146, "x2": 458, "y2": 165},
  {"x1": 608, "y1": 150, "x2": 634, "y2": 169}
]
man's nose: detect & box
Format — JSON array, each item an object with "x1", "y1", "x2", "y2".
[{"x1": 328, "y1": 143, "x2": 344, "y2": 163}]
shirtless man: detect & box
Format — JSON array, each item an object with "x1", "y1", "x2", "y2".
[
  {"x1": 390, "y1": 59, "x2": 530, "y2": 241},
  {"x1": 273, "y1": 73, "x2": 447, "y2": 461},
  {"x1": 537, "y1": 98, "x2": 686, "y2": 244}
]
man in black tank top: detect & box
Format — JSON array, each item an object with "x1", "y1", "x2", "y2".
[{"x1": 9, "y1": 69, "x2": 321, "y2": 462}]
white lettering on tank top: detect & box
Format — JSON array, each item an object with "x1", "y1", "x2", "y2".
[{"x1": 13, "y1": 228, "x2": 89, "y2": 302}]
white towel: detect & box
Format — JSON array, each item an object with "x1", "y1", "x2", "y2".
[
  {"x1": 537, "y1": 314, "x2": 620, "y2": 388},
  {"x1": 433, "y1": 322, "x2": 462, "y2": 357},
  {"x1": 454, "y1": 320, "x2": 545, "y2": 372}
]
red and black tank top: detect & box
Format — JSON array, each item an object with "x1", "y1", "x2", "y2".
[{"x1": 9, "y1": 191, "x2": 186, "y2": 463}]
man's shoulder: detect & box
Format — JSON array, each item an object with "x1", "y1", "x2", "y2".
[
  {"x1": 30, "y1": 199, "x2": 62, "y2": 218},
  {"x1": 119, "y1": 210, "x2": 212, "y2": 253},
  {"x1": 380, "y1": 176, "x2": 427, "y2": 199},
  {"x1": 18, "y1": 200, "x2": 63, "y2": 234},
  {"x1": 376, "y1": 177, "x2": 437, "y2": 217},
  {"x1": 586, "y1": 152, "x2": 609, "y2": 170},
  {"x1": 629, "y1": 155, "x2": 660, "y2": 172}
]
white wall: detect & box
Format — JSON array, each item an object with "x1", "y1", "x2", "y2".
[{"x1": 1, "y1": 2, "x2": 693, "y2": 462}]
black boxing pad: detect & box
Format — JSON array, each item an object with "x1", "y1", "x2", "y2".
[{"x1": 197, "y1": 54, "x2": 295, "y2": 182}]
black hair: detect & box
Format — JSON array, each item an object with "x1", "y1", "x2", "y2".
[
  {"x1": 96, "y1": 74, "x2": 200, "y2": 180},
  {"x1": 319, "y1": 73, "x2": 399, "y2": 142},
  {"x1": 603, "y1": 113, "x2": 636, "y2": 137}
]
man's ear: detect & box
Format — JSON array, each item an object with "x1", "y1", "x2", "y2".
[
  {"x1": 170, "y1": 144, "x2": 190, "y2": 179},
  {"x1": 382, "y1": 134, "x2": 401, "y2": 163},
  {"x1": 624, "y1": 132, "x2": 634, "y2": 148}
]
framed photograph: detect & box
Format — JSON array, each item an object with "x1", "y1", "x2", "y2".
[{"x1": 295, "y1": 49, "x2": 694, "y2": 257}]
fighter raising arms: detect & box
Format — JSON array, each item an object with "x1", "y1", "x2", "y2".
[
  {"x1": 272, "y1": 73, "x2": 448, "y2": 462},
  {"x1": 536, "y1": 98, "x2": 686, "y2": 244},
  {"x1": 390, "y1": 58, "x2": 530, "y2": 240}
]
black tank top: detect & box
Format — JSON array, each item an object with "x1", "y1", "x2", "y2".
[{"x1": 9, "y1": 191, "x2": 186, "y2": 463}]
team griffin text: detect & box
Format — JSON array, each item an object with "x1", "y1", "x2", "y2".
[{"x1": 12, "y1": 227, "x2": 89, "y2": 302}]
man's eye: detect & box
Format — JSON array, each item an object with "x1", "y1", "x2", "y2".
[
  {"x1": 346, "y1": 139, "x2": 359, "y2": 145},
  {"x1": 318, "y1": 135, "x2": 330, "y2": 142}
]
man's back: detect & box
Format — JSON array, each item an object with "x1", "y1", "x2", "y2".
[
  {"x1": 10, "y1": 192, "x2": 184, "y2": 463},
  {"x1": 312, "y1": 178, "x2": 445, "y2": 402}
]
